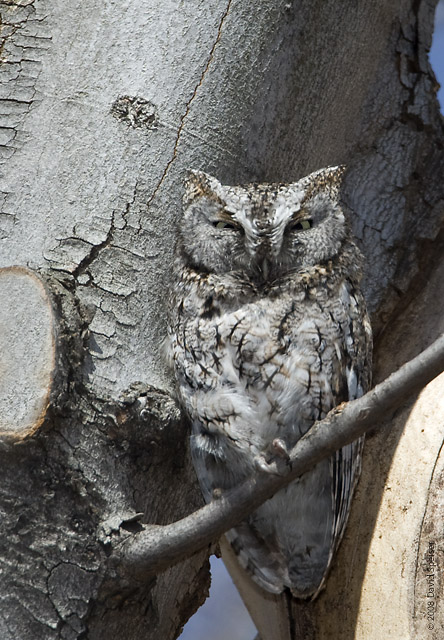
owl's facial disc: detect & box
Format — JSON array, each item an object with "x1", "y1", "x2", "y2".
[{"x1": 180, "y1": 168, "x2": 348, "y2": 280}]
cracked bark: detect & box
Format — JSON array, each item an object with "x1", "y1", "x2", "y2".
[
  {"x1": 147, "y1": 0, "x2": 234, "y2": 207},
  {"x1": 0, "y1": 1, "x2": 443, "y2": 639}
]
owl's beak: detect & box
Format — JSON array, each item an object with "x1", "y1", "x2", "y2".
[{"x1": 261, "y1": 257, "x2": 271, "y2": 281}]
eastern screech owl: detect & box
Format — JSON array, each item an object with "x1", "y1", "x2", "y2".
[{"x1": 168, "y1": 167, "x2": 372, "y2": 599}]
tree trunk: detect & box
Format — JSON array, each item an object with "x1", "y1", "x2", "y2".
[{"x1": 0, "y1": 1, "x2": 442, "y2": 639}]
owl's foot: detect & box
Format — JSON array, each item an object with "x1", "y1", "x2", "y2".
[
  {"x1": 254, "y1": 438, "x2": 291, "y2": 475},
  {"x1": 254, "y1": 455, "x2": 287, "y2": 477}
]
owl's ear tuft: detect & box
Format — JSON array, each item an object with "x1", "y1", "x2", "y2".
[
  {"x1": 328, "y1": 164, "x2": 346, "y2": 181},
  {"x1": 184, "y1": 170, "x2": 224, "y2": 206},
  {"x1": 302, "y1": 165, "x2": 346, "y2": 199},
  {"x1": 323, "y1": 165, "x2": 346, "y2": 194}
]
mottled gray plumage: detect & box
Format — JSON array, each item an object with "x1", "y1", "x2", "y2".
[{"x1": 168, "y1": 167, "x2": 372, "y2": 599}]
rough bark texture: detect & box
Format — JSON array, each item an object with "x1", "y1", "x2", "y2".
[{"x1": 0, "y1": 0, "x2": 443, "y2": 638}]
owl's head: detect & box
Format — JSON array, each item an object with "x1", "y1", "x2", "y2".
[{"x1": 178, "y1": 167, "x2": 350, "y2": 282}]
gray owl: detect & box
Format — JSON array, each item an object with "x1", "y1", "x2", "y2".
[{"x1": 168, "y1": 167, "x2": 372, "y2": 599}]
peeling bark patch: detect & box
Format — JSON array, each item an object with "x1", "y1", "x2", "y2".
[
  {"x1": 0, "y1": 1, "x2": 50, "y2": 163},
  {"x1": 48, "y1": 562, "x2": 98, "y2": 632},
  {"x1": 111, "y1": 96, "x2": 159, "y2": 130}
]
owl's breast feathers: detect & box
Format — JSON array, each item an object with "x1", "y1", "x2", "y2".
[
  {"x1": 169, "y1": 245, "x2": 372, "y2": 598},
  {"x1": 171, "y1": 247, "x2": 369, "y2": 428}
]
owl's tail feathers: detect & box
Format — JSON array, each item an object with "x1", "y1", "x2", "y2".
[
  {"x1": 225, "y1": 523, "x2": 330, "y2": 599},
  {"x1": 225, "y1": 524, "x2": 289, "y2": 595},
  {"x1": 287, "y1": 556, "x2": 328, "y2": 599}
]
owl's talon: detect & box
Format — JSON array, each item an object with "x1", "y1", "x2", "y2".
[
  {"x1": 272, "y1": 438, "x2": 290, "y2": 461},
  {"x1": 254, "y1": 454, "x2": 285, "y2": 476},
  {"x1": 254, "y1": 454, "x2": 271, "y2": 474}
]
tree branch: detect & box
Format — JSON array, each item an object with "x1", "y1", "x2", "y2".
[{"x1": 113, "y1": 333, "x2": 444, "y2": 580}]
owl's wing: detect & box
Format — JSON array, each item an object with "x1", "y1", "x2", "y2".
[{"x1": 317, "y1": 289, "x2": 372, "y2": 598}]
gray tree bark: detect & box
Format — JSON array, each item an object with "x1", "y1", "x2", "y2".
[{"x1": 0, "y1": 1, "x2": 443, "y2": 639}]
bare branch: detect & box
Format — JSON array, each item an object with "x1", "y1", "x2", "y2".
[{"x1": 113, "y1": 333, "x2": 444, "y2": 580}]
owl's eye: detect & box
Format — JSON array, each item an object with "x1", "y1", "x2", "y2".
[
  {"x1": 288, "y1": 219, "x2": 312, "y2": 232},
  {"x1": 213, "y1": 220, "x2": 238, "y2": 230}
]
